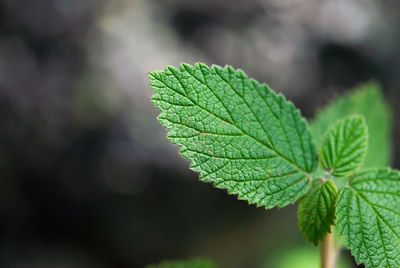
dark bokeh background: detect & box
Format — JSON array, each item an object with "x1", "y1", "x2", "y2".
[{"x1": 0, "y1": 0, "x2": 399, "y2": 267}]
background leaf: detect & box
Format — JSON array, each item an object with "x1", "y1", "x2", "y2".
[
  {"x1": 310, "y1": 82, "x2": 392, "y2": 168},
  {"x1": 269, "y1": 247, "x2": 351, "y2": 268},
  {"x1": 298, "y1": 179, "x2": 337, "y2": 246},
  {"x1": 319, "y1": 116, "x2": 368, "y2": 177},
  {"x1": 146, "y1": 259, "x2": 219, "y2": 268},
  {"x1": 336, "y1": 169, "x2": 400, "y2": 267},
  {"x1": 149, "y1": 63, "x2": 317, "y2": 209}
]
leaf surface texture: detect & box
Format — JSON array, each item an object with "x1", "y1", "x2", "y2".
[
  {"x1": 298, "y1": 179, "x2": 337, "y2": 245},
  {"x1": 310, "y1": 82, "x2": 391, "y2": 168},
  {"x1": 336, "y1": 169, "x2": 400, "y2": 267},
  {"x1": 149, "y1": 63, "x2": 317, "y2": 208},
  {"x1": 319, "y1": 116, "x2": 368, "y2": 177}
]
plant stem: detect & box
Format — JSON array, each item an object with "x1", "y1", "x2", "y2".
[{"x1": 321, "y1": 231, "x2": 339, "y2": 268}]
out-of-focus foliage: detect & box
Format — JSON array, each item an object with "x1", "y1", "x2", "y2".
[
  {"x1": 269, "y1": 247, "x2": 351, "y2": 268},
  {"x1": 146, "y1": 259, "x2": 219, "y2": 268}
]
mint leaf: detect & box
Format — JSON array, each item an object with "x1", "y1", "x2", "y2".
[
  {"x1": 319, "y1": 116, "x2": 368, "y2": 177},
  {"x1": 146, "y1": 259, "x2": 219, "y2": 268},
  {"x1": 336, "y1": 169, "x2": 400, "y2": 267},
  {"x1": 310, "y1": 82, "x2": 392, "y2": 168},
  {"x1": 298, "y1": 179, "x2": 337, "y2": 246},
  {"x1": 149, "y1": 63, "x2": 317, "y2": 209}
]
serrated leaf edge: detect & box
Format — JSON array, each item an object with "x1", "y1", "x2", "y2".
[
  {"x1": 318, "y1": 114, "x2": 369, "y2": 178},
  {"x1": 149, "y1": 62, "x2": 317, "y2": 209}
]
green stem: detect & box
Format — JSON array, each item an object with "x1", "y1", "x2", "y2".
[{"x1": 321, "y1": 231, "x2": 339, "y2": 268}]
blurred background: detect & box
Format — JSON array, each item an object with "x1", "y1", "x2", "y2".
[{"x1": 0, "y1": 0, "x2": 399, "y2": 267}]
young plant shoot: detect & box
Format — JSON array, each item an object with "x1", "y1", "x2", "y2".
[{"x1": 148, "y1": 63, "x2": 395, "y2": 268}]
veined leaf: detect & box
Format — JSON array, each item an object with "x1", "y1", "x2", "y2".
[
  {"x1": 310, "y1": 82, "x2": 391, "y2": 168},
  {"x1": 149, "y1": 63, "x2": 317, "y2": 209},
  {"x1": 319, "y1": 116, "x2": 368, "y2": 177},
  {"x1": 336, "y1": 169, "x2": 400, "y2": 268},
  {"x1": 298, "y1": 179, "x2": 337, "y2": 246}
]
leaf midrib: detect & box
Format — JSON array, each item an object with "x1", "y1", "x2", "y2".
[{"x1": 331, "y1": 120, "x2": 365, "y2": 171}]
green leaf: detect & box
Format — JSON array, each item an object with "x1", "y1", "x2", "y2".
[
  {"x1": 146, "y1": 259, "x2": 219, "y2": 268},
  {"x1": 310, "y1": 82, "x2": 392, "y2": 168},
  {"x1": 298, "y1": 179, "x2": 337, "y2": 246},
  {"x1": 336, "y1": 169, "x2": 400, "y2": 267},
  {"x1": 319, "y1": 116, "x2": 368, "y2": 177},
  {"x1": 149, "y1": 63, "x2": 317, "y2": 209},
  {"x1": 270, "y1": 247, "x2": 352, "y2": 268}
]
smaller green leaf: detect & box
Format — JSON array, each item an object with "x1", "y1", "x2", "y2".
[
  {"x1": 336, "y1": 169, "x2": 400, "y2": 267},
  {"x1": 298, "y1": 179, "x2": 337, "y2": 246},
  {"x1": 319, "y1": 116, "x2": 368, "y2": 177},
  {"x1": 310, "y1": 81, "x2": 392, "y2": 168}
]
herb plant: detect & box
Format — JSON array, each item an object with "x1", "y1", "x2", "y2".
[{"x1": 148, "y1": 63, "x2": 396, "y2": 268}]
